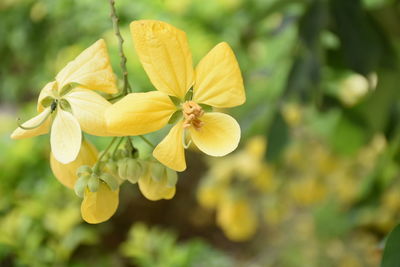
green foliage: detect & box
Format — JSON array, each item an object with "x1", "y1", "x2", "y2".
[
  {"x1": 2, "y1": 0, "x2": 400, "y2": 266},
  {"x1": 121, "y1": 223, "x2": 232, "y2": 267},
  {"x1": 382, "y1": 224, "x2": 400, "y2": 267}
]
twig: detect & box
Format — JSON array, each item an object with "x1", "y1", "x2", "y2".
[
  {"x1": 139, "y1": 135, "x2": 155, "y2": 148},
  {"x1": 109, "y1": 0, "x2": 132, "y2": 94}
]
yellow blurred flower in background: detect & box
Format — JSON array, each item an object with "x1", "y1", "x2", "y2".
[{"x1": 217, "y1": 196, "x2": 257, "y2": 242}]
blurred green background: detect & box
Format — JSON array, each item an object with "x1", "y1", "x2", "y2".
[{"x1": 1, "y1": 0, "x2": 400, "y2": 266}]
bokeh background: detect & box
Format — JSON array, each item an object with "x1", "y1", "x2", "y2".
[{"x1": 1, "y1": 0, "x2": 400, "y2": 266}]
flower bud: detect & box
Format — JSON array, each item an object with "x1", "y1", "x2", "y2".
[
  {"x1": 50, "y1": 139, "x2": 98, "y2": 189},
  {"x1": 77, "y1": 165, "x2": 92, "y2": 177},
  {"x1": 117, "y1": 158, "x2": 129, "y2": 180},
  {"x1": 74, "y1": 174, "x2": 91, "y2": 198},
  {"x1": 126, "y1": 159, "x2": 143, "y2": 184},
  {"x1": 88, "y1": 174, "x2": 100, "y2": 192},
  {"x1": 100, "y1": 173, "x2": 119, "y2": 191},
  {"x1": 104, "y1": 161, "x2": 119, "y2": 178}
]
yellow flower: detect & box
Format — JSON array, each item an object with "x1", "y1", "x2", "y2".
[
  {"x1": 197, "y1": 176, "x2": 228, "y2": 209},
  {"x1": 81, "y1": 183, "x2": 119, "y2": 224},
  {"x1": 106, "y1": 20, "x2": 245, "y2": 171},
  {"x1": 11, "y1": 39, "x2": 118, "y2": 164},
  {"x1": 50, "y1": 139, "x2": 98, "y2": 189},
  {"x1": 137, "y1": 162, "x2": 176, "y2": 201},
  {"x1": 216, "y1": 197, "x2": 257, "y2": 241}
]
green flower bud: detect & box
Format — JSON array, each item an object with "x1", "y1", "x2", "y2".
[
  {"x1": 74, "y1": 174, "x2": 90, "y2": 198},
  {"x1": 100, "y1": 173, "x2": 119, "y2": 191},
  {"x1": 125, "y1": 159, "x2": 142, "y2": 184},
  {"x1": 151, "y1": 162, "x2": 165, "y2": 182},
  {"x1": 117, "y1": 158, "x2": 129, "y2": 180},
  {"x1": 166, "y1": 168, "x2": 178, "y2": 187},
  {"x1": 105, "y1": 161, "x2": 119, "y2": 178},
  {"x1": 77, "y1": 165, "x2": 92, "y2": 177},
  {"x1": 88, "y1": 174, "x2": 100, "y2": 192}
]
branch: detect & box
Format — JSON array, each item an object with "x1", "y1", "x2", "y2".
[{"x1": 109, "y1": 0, "x2": 132, "y2": 94}]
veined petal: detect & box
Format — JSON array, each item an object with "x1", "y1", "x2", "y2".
[
  {"x1": 131, "y1": 20, "x2": 194, "y2": 99},
  {"x1": 50, "y1": 139, "x2": 98, "y2": 189},
  {"x1": 138, "y1": 171, "x2": 176, "y2": 201},
  {"x1": 190, "y1": 112, "x2": 240, "y2": 157},
  {"x1": 55, "y1": 39, "x2": 118, "y2": 94},
  {"x1": 11, "y1": 108, "x2": 51, "y2": 140},
  {"x1": 64, "y1": 87, "x2": 112, "y2": 136},
  {"x1": 50, "y1": 109, "x2": 82, "y2": 164},
  {"x1": 106, "y1": 91, "x2": 176, "y2": 136},
  {"x1": 153, "y1": 120, "x2": 186, "y2": 172},
  {"x1": 37, "y1": 81, "x2": 56, "y2": 112},
  {"x1": 193, "y1": 42, "x2": 245, "y2": 108},
  {"x1": 81, "y1": 183, "x2": 119, "y2": 224}
]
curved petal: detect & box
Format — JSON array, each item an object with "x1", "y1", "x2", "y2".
[
  {"x1": 190, "y1": 112, "x2": 240, "y2": 157},
  {"x1": 55, "y1": 39, "x2": 118, "y2": 94},
  {"x1": 50, "y1": 139, "x2": 98, "y2": 189},
  {"x1": 11, "y1": 108, "x2": 51, "y2": 140},
  {"x1": 64, "y1": 87, "x2": 112, "y2": 136},
  {"x1": 153, "y1": 120, "x2": 186, "y2": 172},
  {"x1": 50, "y1": 109, "x2": 82, "y2": 164},
  {"x1": 193, "y1": 42, "x2": 245, "y2": 108},
  {"x1": 81, "y1": 183, "x2": 119, "y2": 224},
  {"x1": 138, "y1": 171, "x2": 176, "y2": 201},
  {"x1": 130, "y1": 20, "x2": 193, "y2": 99},
  {"x1": 105, "y1": 91, "x2": 176, "y2": 136},
  {"x1": 37, "y1": 81, "x2": 56, "y2": 112}
]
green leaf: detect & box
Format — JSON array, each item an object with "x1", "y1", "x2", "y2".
[
  {"x1": 169, "y1": 95, "x2": 182, "y2": 106},
  {"x1": 382, "y1": 224, "x2": 400, "y2": 267},
  {"x1": 330, "y1": 0, "x2": 395, "y2": 75},
  {"x1": 329, "y1": 111, "x2": 367, "y2": 155},
  {"x1": 265, "y1": 112, "x2": 289, "y2": 161},
  {"x1": 199, "y1": 104, "x2": 213, "y2": 112},
  {"x1": 168, "y1": 110, "x2": 183, "y2": 124}
]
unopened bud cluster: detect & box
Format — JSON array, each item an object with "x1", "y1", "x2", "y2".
[
  {"x1": 74, "y1": 140, "x2": 178, "y2": 199},
  {"x1": 75, "y1": 165, "x2": 119, "y2": 197}
]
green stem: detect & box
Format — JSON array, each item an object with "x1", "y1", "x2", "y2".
[
  {"x1": 111, "y1": 137, "x2": 124, "y2": 158},
  {"x1": 139, "y1": 135, "x2": 155, "y2": 148},
  {"x1": 108, "y1": 0, "x2": 132, "y2": 95},
  {"x1": 93, "y1": 137, "x2": 118, "y2": 173}
]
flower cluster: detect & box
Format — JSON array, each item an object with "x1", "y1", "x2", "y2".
[
  {"x1": 11, "y1": 20, "x2": 245, "y2": 224},
  {"x1": 197, "y1": 136, "x2": 275, "y2": 241}
]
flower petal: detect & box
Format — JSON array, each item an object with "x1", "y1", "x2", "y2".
[
  {"x1": 81, "y1": 183, "x2": 119, "y2": 224},
  {"x1": 55, "y1": 39, "x2": 118, "y2": 94},
  {"x1": 190, "y1": 112, "x2": 240, "y2": 157},
  {"x1": 50, "y1": 109, "x2": 82, "y2": 164},
  {"x1": 64, "y1": 87, "x2": 112, "y2": 136},
  {"x1": 193, "y1": 42, "x2": 245, "y2": 108},
  {"x1": 37, "y1": 81, "x2": 56, "y2": 112},
  {"x1": 153, "y1": 120, "x2": 186, "y2": 172},
  {"x1": 138, "y1": 170, "x2": 176, "y2": 201},
  {"x1": 105, "y1": 91, "x2": 176, "y2": 136},
  {"x1": 50, "y1": 139, "x2": 98, "y2": 189},
  {"x1": 10, "y1": 108, "x2": 51, "y2": 140},
  {"x1": 130, "y1": 20, "x2": 193, "y2": 99}
]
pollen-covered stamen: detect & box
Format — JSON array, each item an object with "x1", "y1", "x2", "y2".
[{"x1": 182, "y1": 101, "x2": 204, "y2": 129}]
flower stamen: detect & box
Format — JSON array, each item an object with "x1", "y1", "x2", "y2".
[{"x1": 182, "y1": 101, "x2": 204, "y2": 129}]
